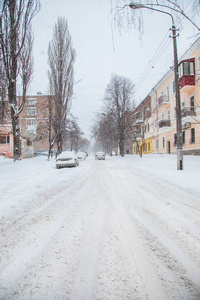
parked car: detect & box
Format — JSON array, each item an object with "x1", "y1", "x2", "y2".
[
  {"x1": 76, "y1": 151, "x2": 87, "y2": 160},
  {"x1": 56, "y1": 151, "x2": 79, "y2": 168},
  {"x1": 95, "y1": 151, "x2": 105, "y2": 160}
]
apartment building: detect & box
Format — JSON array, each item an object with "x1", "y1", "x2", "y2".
[
  {"x1": 18, "y1": 94, "x2": 57, "y2": 154},
  {"x1": 0, "y1": 93, "x2": 57, "y2": 158},
  {"x1": 132, "y1": 95, "x2": 151, "y2": 155},
  {"x1": 133, "y1": 37, "x2": 200, "y2": 156},
  {"x1": 0, "y1": 98, "x2": 37, "y2": 158}
]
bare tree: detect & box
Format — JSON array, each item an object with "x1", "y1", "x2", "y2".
[
  {"x1": 19, "y1": 26, "x2": 34, "y2": 114},
  {"x1": 114, "y1": 0, "x2": 200, "y2": 36},
  {"x1": 36, "y1": 95, "x2": 57, "y2": 160},
  {"x1": 0, "y1": 61, "x2": 7, "y2": 124},
  {"x1": 103, "y1": 74, "x2": 135, "y2": 156},
  {"x1": 65, "y1": 118, "x2": 85, "y2": 152},
  {"x1": 0, "y1": 0, "x2": 40, "y2": 161},
  {"x1": 92, "y1": 111, "x2": 118, "y2": 154},
  {"x1": 48, "y1": 17, "x2": 76, "y2": 155}
]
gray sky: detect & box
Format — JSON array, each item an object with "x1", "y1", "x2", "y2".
[{"x1": 30, "y1": 0, "x2": 200, "y2": 139}]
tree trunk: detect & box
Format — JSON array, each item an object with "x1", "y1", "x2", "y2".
[{"x1": 9, "y1": 82, "x2": 22, "y2": 161}]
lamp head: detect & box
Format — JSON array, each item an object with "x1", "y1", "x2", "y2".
[{"x1": 129, "y1": 3, "x2": 143, "y2": 9}]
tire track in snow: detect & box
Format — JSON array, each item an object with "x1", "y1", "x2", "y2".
[{"x1": 104, "y1": 159, "x2": 200, "y2": 300}]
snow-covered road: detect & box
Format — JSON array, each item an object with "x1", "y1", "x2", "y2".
[{"x1": 0, "y1": 155, "x2": 200, "y2": 299}]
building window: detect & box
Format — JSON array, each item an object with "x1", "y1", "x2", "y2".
[
  {"x1": 179, "y1": 60, "x2": 194, "y2": 77},
  {"x1": 190, "y1": 128, "x2": 195, "y2": 144},
  {"x1": 174, "y1": 133, "x2": 177, "y2": 146},
  {"x1": 190, "y1": 96, "x2": 195, "y2": 111},
  {"x1": 172, "y1": 81, "x2": 176, "y2": 94},
  {"x1": 155, "y1": 139, "x2": 158, "y2": 150},
  {"x1": 182, "y1": 131, "x2": 185, "y2": 145},
  {"x1": 167, "y1": 110, "x2": 170, "y2": 120},
  {"x1": 26, "y1": 98, "x2": 37, "y2": 105},
  {"x1": 26, "y1": 119, "x2": 36, "y2": 126},
  {"x1": 27, "y1": 108, "x2": 36, "y2": 116},
  {"x1": 154, "y1": 118, "x2": 158, "y2": 130},
  {"x1": 147, "y1": 123, "x2": 150, "y2": 132},
  {"x1": 173, "y1": 107, "x2": 176, "y2": 120},
  {"x1": 184, "y1": 61, "x2": 194, "y2": 75},
  {"x1": 148, "y1": 142, "x2": 150, "y2": 151},
  {"x1": 0, "y1": 135, "x2": 9, "y2": 144},
  {"x1": 163, "y1": 137, "x2": 165, "y2": 148},
  {"x1": 161, "y1": 113, "x2": 164, "y2": 120},
  {"x1": 198, "y1": 56, "x2": 200, "y2": 75},
  {"x1": 153, "y1": 98, "x2": 157, "y2": 109},
  {"x1": 166, "y1": 86, "x2": 170, "y2": 102}
]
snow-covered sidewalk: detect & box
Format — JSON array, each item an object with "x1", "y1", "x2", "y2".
[{"x1": 0, "y1": 154, "x2": 200, "y2": 299}]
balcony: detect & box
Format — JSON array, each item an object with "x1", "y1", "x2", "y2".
[
  {"x1": 158, "y1": 96, "x2": 169, "y2": 106},
  {"x1": 181, "y1": 107, "x2": 196, "y2": 118},
  {"x1": 179, "y1": 58, "x2": 195, "y2": 91},
  {"x1": 158, "y1": 119, "x2": 171, "y2": 128},
  {"x1": 132, "y1": 129, "x2": 142, "y2": 140}
]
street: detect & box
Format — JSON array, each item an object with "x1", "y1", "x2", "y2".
[{"x1": 0, "y1": 156, "x2": 200, "y2": 299}]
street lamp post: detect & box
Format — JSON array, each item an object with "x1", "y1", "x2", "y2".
[{"x1": 129, "y1": 2, "x2": 183, "y2": 170}]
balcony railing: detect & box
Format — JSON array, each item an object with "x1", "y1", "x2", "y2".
[
  {"x1": 181, "y1": 107, "x2": 196, "y2": 118},
  {"x1": 158, "y1": 119, "x2": 171, "y2": 128},
  {"x1": 158, "y1": 96, "x2": 169, "y2": 106}
]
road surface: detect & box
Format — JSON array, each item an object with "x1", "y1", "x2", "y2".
[{"x1": 0, "y1": 156, "x2": 200, "y2": 299}]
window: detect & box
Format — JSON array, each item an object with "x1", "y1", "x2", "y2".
[
  {"x1": 173, "y1": 107, "x2": 176, "y2": 120},
  {"x1": 190, "y1": 96, "x2": 195, "y2": 111},
  {"x1": 172, "y1": 81, "x2": 176, "y2": 94},
  {"x1": 179, "y1": 65, "x2": 183, "y2": 78},
  {"x1": 27, "y1": 108, "x2": 36, "y2": 116},
  {"x1": 153, "y1": 98, "x2": 157, "y2": 109},
  {"x1": 154, "y1": 118, "x2": 158, "y2": 130},
  {"x1": 163, "y1": 137, "x2": 165, "y2": 148},
  {"x1": 179, "y1": 60, "x2": 195, "y2": 77},
  {"x1": 198, "y1": 56, "x2": 200, "y2": 75},
  {"x1": 167, "y1": 110, "x2": 170, "y2": 120},
  {"x1": 174, "y1": 133, "x2": 177, "y2": 146},
  {"x1": 166, "y1": 86, "x2": 169, "y2": 102},
  {"x1": 148, "y1": 142, "x2": 150, "y2": 151},
  {"x1": 147, "y1": 123, "x2": 150, "y2": 132},
  {"x1": 183, "y1": 61, "x2": 194, "y2": 75},
  {"x1": 161, "y1": 113, "x2": 164, "y2": 120},
  {"x1": 155, "y1": 139, "x2": 158, "y2": 150},
  {"x1": 182, "y1": 131, "x2": 185, "y2": 145},
  {"x1": 26, "y1": 119, "x2": 36, "y2": 126},
  {"x1": 26, "y1": 98, "x2": 37, "y2": 105},
  {"x1": 181, "y1": 101, "x2": 185, "y2": 109},
  {"x1": 0, "y1": 135, "x2": 9, "y2": 144},
  {"x1": 191, "y1": 128, "x2": 195, "y2": 144}
]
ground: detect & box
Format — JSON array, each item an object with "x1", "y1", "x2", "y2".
[{"x1": 0, "y1": 154, "x2": 200, "y2": 299}]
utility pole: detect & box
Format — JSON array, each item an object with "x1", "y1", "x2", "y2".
[{"x1": 171, "y1": 25, "x2": 183, "y2": 170}]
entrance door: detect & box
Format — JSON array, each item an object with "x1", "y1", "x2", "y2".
[{"x1": 168, "y1": 141, "x2": 171, "y2": 154}]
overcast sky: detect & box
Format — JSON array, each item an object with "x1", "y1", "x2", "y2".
[{"x1": 29, "y1": 0, "x2": 200, "y2": 139}]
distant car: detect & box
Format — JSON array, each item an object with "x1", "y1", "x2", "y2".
[
  {"x1": 76, "y1": 151, "x2": 87, "y2": 160},
  {"x1": 56, "y1": 151, "x2": 79, "y2": 168},
  {"x1": 95, "y1": 151, "x2": 105, "y2": 160}
]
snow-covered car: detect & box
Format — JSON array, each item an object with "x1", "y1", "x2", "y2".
[
  {"x1": 56, "y1": 151, "x2": 79, "y2": 168},
  {"x1": 76, "y1": 151, "x2": 87, "y2": 160},
  {"x1": 95, "y1": 151, "x2": 105, "y2": 160}
]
